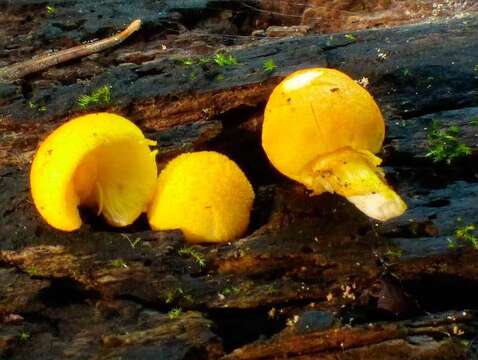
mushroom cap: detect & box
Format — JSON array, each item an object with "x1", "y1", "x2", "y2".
[
  {"x1": 262, "y1": 68, "x2": 385, "y2": 182},
  {"x1": 30, "y1": 113, "x2": 158, "y2": 231},
  {"x1": 147, "y1": 151, "x2": 255, "y2": 243}
]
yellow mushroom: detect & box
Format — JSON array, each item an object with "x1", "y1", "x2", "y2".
[
  {"x1": 147, "y1": 151, "x2": 255, "y2": 243},
  {"x1": 30, "y1": 113, "x2": 158, "y2": 231},
  {"x1": 262, "y1": 68, "x2": 406, "y2": 221}
]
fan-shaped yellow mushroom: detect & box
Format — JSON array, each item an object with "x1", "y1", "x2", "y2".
[
  {"x1": 262, "y1": 68, "x2": 406, "y2": 221},
  {"x1": 30, "y1": 113, "x2": 158, "y2": 231},
  {"x1": 147, "y1": 151, "x2": 255, "y2": 243}
]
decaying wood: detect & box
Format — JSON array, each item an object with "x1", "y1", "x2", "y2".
[
  {"x1": 1, "y1": 300, "x2": 223, "y2": 359},
  {"x1": 226, "y1": 310, "x2": 476, "y2": 359},
  {"x1": 1, "y1": 12, "x2": 477, "y2": 143},
  {"x1": 1, "y1": 2, "x2": 478, "y2": 359},
  {"x1": 0, "y1": 19, "x2": 142, "y2": 81}
]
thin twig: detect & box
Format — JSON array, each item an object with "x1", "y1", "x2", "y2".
[{"x1": 0, "y1": 19, "x2": 142, "y2": 81}]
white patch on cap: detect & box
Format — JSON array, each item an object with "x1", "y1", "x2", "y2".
[
  {"x1": 346, "y1": 192, "x2": 407, "y2": 221},
  {"x1": 283, "y1": 71, "x2": 322, "y2": 91}
]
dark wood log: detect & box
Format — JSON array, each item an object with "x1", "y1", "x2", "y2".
[
  {"x1": 0, "y1": 268, "x2": 49, "y2": 316},
  {"x1": 225, "y1": 310, "x2": 476, "y2": 359},
  {"x1": 1, "y1": 301, "x2": 223, "y2": 359},
  {"x1": 1, "y1": 10, "x2": 478, "y2": 132},
  {"x1": 1, "y1": 2, "x2": 478, "y2": 358}
]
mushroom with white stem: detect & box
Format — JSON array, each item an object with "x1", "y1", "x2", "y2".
[{"x1": 261, "y1": 68, "x2": 406, "y2": 221}]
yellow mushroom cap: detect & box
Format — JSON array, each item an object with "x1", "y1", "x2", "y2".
[
  {"x1": 147, "y1": 151, "x2": 255, "y2": 243},
  {"x1": 30, "y1": 113, "x2": 158, "y2": 231},
  {"x1": 262, "y1": 68, "x2": 406, "y2": 221},
  {"x1": 262, "y1": 68, "x2": 385, "y2": 181}
]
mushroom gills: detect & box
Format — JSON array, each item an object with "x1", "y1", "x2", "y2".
[
  {"x1": 304, "y1": 147, "x2": 407, "y2": 221},
  {"x1": 72, "y1": 138, "x2": 157, "y2": 227}
]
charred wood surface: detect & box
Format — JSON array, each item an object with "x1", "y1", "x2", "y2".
[{"x1": 1, "y1": 3, "x2": 478, "y2": 359}]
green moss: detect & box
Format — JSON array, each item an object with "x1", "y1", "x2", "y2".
[
  {"x1": 25, "y1": 266, "x2": 39, "y2": 277},
  {"x1": 178, "y1": 58, "x2": 194, "y2": 66},
  {"x1": 222, "y1": 286, "x2": 241, "y2": 295},
  {"x1": 384, "y1": 247, "x2": 403, "y2": 258},
  {"x1": 46, "y1": 5, "x2": 56, "y2": 15},
  {"x1": 189, "y1": 71, "x2": 198, "y2": 81},
  {"x1": 447, "y1": 238, "x2": 458, "y2": 249},
  {"x1": 455, "y1": 224, "x2": 478, "y2": 249},
  {"x1": 264, "y1": 284, "x2": 276, "y2": 295},
  {"x1": 263, "y1": 59, "x2": 277, "y2": 74},
  {"x1": 78, "y1": 85, "x2": 111, "y2": 109},
  {"x1": 168, "y1": 308, "x2": 182, "y2": 319},
  {"x1": 29, "y1": 101, "x2": 47, "y2": 113},
  {"x1": 176, "y1": 53, "x2": 236, "y2": 82},
  {"x1": 164, "y1": 289, "x2": 176, "y2": 304},
  {"x1": 178, "y1": 247, "x2": 206, "y2": 268},
  {"x1": 344, "y1": 33, "x2": 356, "y2": 42},
  {"x1": 214, "y1": 52, "x2": 238, "y2": 67},
  {"x1": 163, "y1": 287, "x2": 193, "y2": 305},
  {"x1": 178, "y1": 56, "x2": 211, "y2": 67},
  {"x1": 183, "y1": 294, "x2": 194, "y2": 304},
  {"x1": 110, "y1": 259, "x2": 128, "y2": 268},
  {"x1": 426, "y1": 121, "x2": 472, "y2": 164},
  {"x1": 18, "y1": 330, "x2": 30, "y2": 342},
  {"x1": 120, "y1": 234, "x2": 142, "y2": 249}
]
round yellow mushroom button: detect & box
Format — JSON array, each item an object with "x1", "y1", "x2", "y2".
[
  {"x1": 147, "y1": 151, "x2": 255, "y2": 243},
  {"x1": 30, "y1": 113, "x2": 158, "y2": 231},
  {"x1": 262, "y1": 68, "x2": 406, "y2": 221}
]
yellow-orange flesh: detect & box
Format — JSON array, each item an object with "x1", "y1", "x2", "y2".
[
  {"x1": 30, "y1": 113, "x2": 158, "y2": 231},
  {"x1": 148, "y1": 151, "x2": 255, "y2": 243},
  {"x1": 262, "y1": 68, "x2": 406, "y2": 221}
]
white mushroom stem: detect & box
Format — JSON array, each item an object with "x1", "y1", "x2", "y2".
[
  {"x1": 347, "y1": 192, "x2": 407, "y2": 221},
  {"x1": 308, "y1": 148, "x2": 407, "y2": 221}
]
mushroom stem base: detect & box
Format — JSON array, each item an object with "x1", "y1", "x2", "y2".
[{"x1": 307, "y1": 148, "x2": 407, "y2": 221}]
